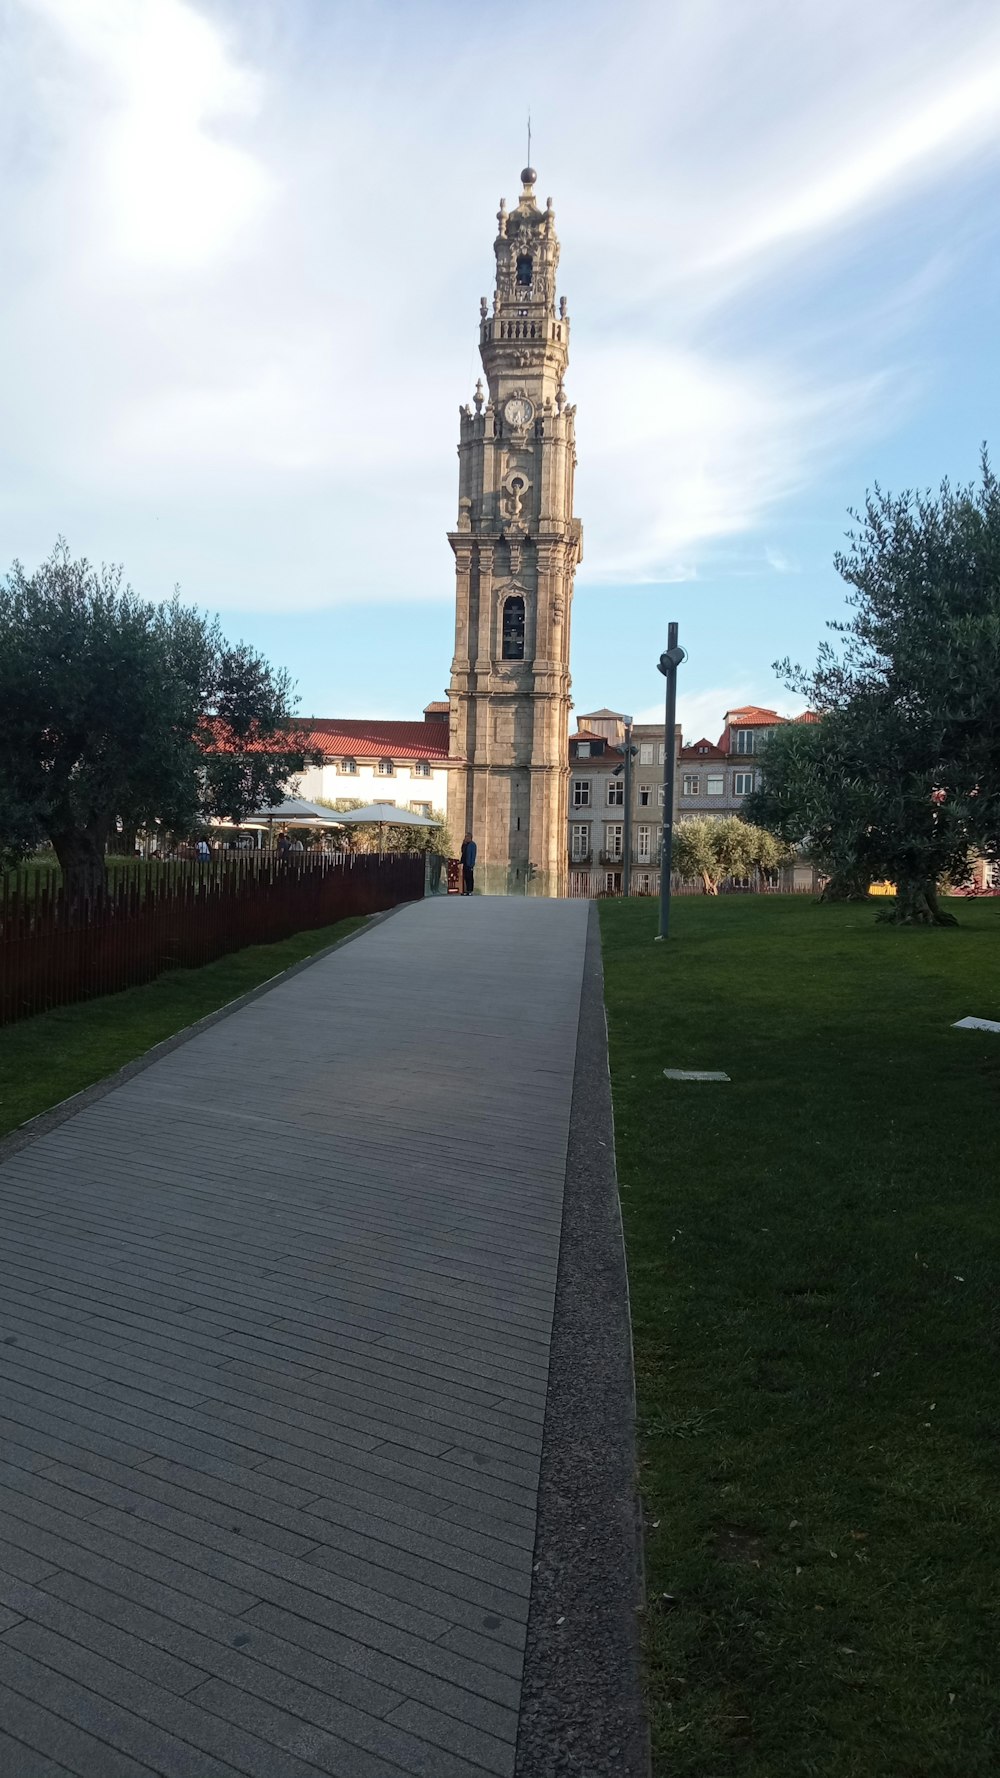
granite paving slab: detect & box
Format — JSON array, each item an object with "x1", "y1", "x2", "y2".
[{"x1": 0, "y1": 896, "x2": 589, "y2": 1777}]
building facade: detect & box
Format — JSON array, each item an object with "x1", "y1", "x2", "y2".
[
  {"x1": 295, "y1": 706, "x2": 452, "y2": 817},
  {"x1": 567, "y1": 709, "x2": 682, "y2": 897},
  {"x1": 447, "y1": 167, "x2": 582, "y2": 896},
  {"x1": 677, "y1": 705, "x2": 813, "y2": 822}
]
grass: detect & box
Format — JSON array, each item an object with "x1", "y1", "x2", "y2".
[
  {"x1": 0, "y1": 916, "x2": 367, "y2": 1140},
  {"x1": 599, "y1": 894, "x2": 1000, "y2": 1778}
]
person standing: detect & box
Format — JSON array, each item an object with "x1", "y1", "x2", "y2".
[{"x1": 460, "y1": 832, "x2": 477, "y2": 896}]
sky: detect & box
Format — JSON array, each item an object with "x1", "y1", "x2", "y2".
[{"x1": 3, "y1": 0, "x2": 1000, "y2": 742}]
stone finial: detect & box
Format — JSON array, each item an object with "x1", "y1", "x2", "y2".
[
  {"x1": 480, "y1": 296, "x2": 488, "y2": 319},
  {"x1": 559, "y1": 295, "x2": 567, "y2": 318},
  {"x1": 556, "y1": 382, "x2": 566, "y2": 413},
  {"x1": 474, "y1": 379, "x2": 485, "y2": 413},
  {"x1": 497, "y1": 198, "x2": 507, "y2": 236},
  {"x1": 521, "y1": 166, "x2": 537, "y2": 189}
]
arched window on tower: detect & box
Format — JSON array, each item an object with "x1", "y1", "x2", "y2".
[
  {"x1": 502, "y1": 596, "x2": 525, "y2": 660},
  {"x1": 516, "y1": 254, "x2": 533, "y2": 287}
]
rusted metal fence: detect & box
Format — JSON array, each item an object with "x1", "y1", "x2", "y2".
[{"x1": 0, "y1": 851, "x2": 424, "y2": 1027}]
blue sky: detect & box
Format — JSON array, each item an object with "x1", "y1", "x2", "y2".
[{"x1": 3, "y1": 0, "x2": 1000, "y2": 741}]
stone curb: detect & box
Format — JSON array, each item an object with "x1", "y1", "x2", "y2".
[
  {"x1": 0, "y1": 902, "x2": 409, "y2": 1168},
  {"x1": 515, "y1": 900, "x2": 650, "y2": 1777}
]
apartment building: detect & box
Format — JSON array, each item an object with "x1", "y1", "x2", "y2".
[
  {"x1": 567, "y1": 708, "x2": 682, "y2": 897},
  {"x1": 678, "y1": 705, "x2": 817, "y2": 821}
]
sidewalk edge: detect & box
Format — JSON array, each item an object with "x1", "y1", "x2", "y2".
[{"x1": 514, "y1": 900, "x2": 650, "y2": 1778}]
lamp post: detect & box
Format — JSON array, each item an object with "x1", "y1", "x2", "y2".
[{"x1": 656, "y1": 622, "x2": 686, "y2": 942}]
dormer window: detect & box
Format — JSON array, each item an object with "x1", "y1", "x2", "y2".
[
  {"x1": 339, "y1": 756, "x2": 358, "y2": 775},
  {"x1": 377, "y1": 758, "x2": 395, "y2": 776},
  {"x1": 516, "y1": 255, "x2": 533, "y2": 287}
]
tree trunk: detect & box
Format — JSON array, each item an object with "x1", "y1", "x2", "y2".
[
  {"x1": 877, "y1": 878, "x2": 959, "y2": 926},
  {"x1": 50, "y1": 827, "x2": 109, "y2": 910},
  {"x1": 820, "y1": 871, "x2": 871, "y2": 902},
  {"x1": 701, "y1": 872, "x2": 718, "y2": 895}
]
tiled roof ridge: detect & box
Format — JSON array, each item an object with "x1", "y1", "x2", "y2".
[{"x1": 725, "y1": 705, "x2": 782, "y2": 723}]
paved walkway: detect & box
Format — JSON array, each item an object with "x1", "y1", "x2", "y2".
[{"x1": 0, "y1": 897, "x2": 593, "y2": 1778}]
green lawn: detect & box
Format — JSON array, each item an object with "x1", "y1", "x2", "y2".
[
  {"x1": 0, "y1": 916, "x2": 367, "y2": 1140},
  {"x1": 599, "y1": 894, "x2": 1000, "y2": 1778}
]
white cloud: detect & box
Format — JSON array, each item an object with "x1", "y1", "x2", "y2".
[
  {"x1": 2, "y1": 0, "x2": 1000, "y2": 609},
  {"x1": 764, "y1": 547, "x2": 800, "y2": 574},
  {"x1": 25, "y1": 0, "x2": 272, "y2": 269},
  {"x1": 575, "y1": 344, "x2": 888, "y2": 583}
]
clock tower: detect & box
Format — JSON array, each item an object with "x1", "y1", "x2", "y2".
[{"x1": 447, "y1": 167, "x2": 582, "y2": 896}]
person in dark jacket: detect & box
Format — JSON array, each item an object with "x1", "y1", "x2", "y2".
[{"x1": 460, "y1": 833, "x2": 477, "y2": 896}]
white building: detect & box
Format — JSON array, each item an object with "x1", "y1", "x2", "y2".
[{"x1": 294, "y1": 705, "x2": 453, "y2": 819}]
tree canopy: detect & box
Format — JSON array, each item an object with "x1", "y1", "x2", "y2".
[
  {"x1": 672, "y1": 815, "x2": 792, "y2": 894},
  {"x1": 752, "y1": 456, "x2": 1000, "y2": 923},
  {"x1": 0, "y1": 543, "x2": 313, "y2": 896}
]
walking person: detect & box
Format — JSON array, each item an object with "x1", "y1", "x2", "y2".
[{"x1": 460, "y1": 832, "x2": 477, "y2": 896}]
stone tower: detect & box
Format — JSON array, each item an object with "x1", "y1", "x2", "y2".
[{"x1": 447, "y1": 167, "x2": 582, "y2": 896}]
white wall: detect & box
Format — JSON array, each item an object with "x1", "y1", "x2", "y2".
[{"x1": 296, "y1": 759, "x2": 450, "y2": 814}]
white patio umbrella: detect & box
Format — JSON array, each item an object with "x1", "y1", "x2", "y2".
[
  {"x1": 329, "y1": 804, "x2": 441, "y2": 846},
  {"x1": 211, "y1": 797, "x2": 347, "y2": 851},
  {"x1": 238, "y1": 797, "x2": 345, "y2": 825}
]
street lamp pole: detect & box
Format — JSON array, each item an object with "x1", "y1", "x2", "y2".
[{"x1": 656, "y1": 622, "x2": 686, "y2": 942}]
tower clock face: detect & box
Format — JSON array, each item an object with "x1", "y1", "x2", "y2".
[{"x1": 504, "y1": 397, "x2": 534, "y2": 428}]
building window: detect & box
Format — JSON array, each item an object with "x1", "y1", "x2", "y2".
[
  {"x1": 576, "y1": 741, "x2": 591, "y2": 757},
  {"x1": 639, "y1": 742, "x2": 653, "y2": 765},
  {"x1": 605, "y1": 824, "x2": 624, "y2": 860},
  {"x1": 410, "y1": 801, "x2": 433, "y2": 815},
  {"x1": 607, "y1": 778, "x2": 624, "y2": 806},
  {"x1": 413, "y1": 759, "x2": 431, "y2": 777},
  {"x1": 638, "y1": 784, "x2": 652, "y2": 806},
  {"x1": 682, "y1": 774, "x2": 699, "y2": 796},
  {"x1": 377, "y1": 759, "x2": 395, "y2": 776},
  {"x1": 571, "y1": 823, "x2": 590, "y2": 861},
  {"x1": 637, "y1": 824, "x2": 652, "y2": 862},
  {"x1": 339, "y1": 757, "x2": 358, "y2": 775},
  {"x1": 501, "y1": 595, "x2": 525, "y2": 660},
  {"x1": 733, "y1": 771, "x2": 754, "y2": 796},
  {"x1": 658, "y1": 744, "x2": 667, "y2": 764},
  {"x1": 605, "y1": 872, "x2": 621, "y2": 894},
  {"x1": 572, "y1": 779, "x2": 591, "y2": 808},
  {"x1": 707, "y1": 774, "x2": 724, "y2": 795},
  {"x1": 516, "y1": 254, "x2": 533, "y2": 286},
  {"x1": 638, "y1": 872, "x2": 654, "y2": 895},
  {"x1": 733, "y1": 729, "x2": 755, "y2": 755}
]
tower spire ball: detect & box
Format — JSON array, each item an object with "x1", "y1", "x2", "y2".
[{"x1": 522, "y1": 112, "x2": 536, "y2": 188}]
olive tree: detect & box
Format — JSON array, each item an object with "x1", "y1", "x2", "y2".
[{"x1": 0, "y1": 542, "x2": 313, "y2": 899}]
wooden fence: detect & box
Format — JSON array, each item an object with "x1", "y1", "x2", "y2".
[{"x1": 0, "y1": 851, "x2": 424, "y2": 1027}]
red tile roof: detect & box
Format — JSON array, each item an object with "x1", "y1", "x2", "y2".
[
  {"x1": 680, "y1": 737, "x2": 726, "y2": 760},
  {"x1": 423, "y1": 701, "x2": 450, "y2": 714},
  {"x1": 795, "y1": 710, "x2": 821, "y2": 724},
  {"x1": 724, "y1": 705, "x2": 782, "y2": 725},
  {"x1": 299, "y1": 719, "x2": 451, "y2": 761}
]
